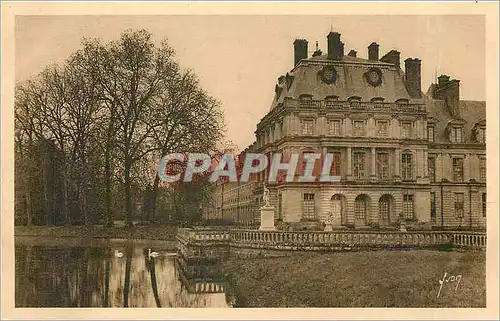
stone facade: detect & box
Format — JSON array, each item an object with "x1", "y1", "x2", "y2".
[{"x1": 204, "y1": 31, "x2": 486, "y2": 231}]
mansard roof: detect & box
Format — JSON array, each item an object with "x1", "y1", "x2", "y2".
[
  {"x1": 270, "y1": 54, "x2": 416, "y2": 111},
  {"x1": 425, "y1": 96, "x2": 486, "y2": 144}
]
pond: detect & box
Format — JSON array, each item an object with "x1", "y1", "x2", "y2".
[{"x1": 15, "y1": 237, "x2": 233, "y2": 308}]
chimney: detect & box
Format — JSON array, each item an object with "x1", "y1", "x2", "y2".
[
  {"x1": 380, "y1": 50, "x2": 401, "y2": 68},
  {"x1": 368, "y1": 42, "x2": 379, "y2": 61},
  {"x1": 312, "y1": 41, "x2": 322, "y2": 57},
  {"x1": 293, "y1": 39, "x2": 308, "y2": 67},
  {"x1": 404, "y1": 58, "x2": 422, "y2": 98},
  {"x1": 435, "y1": 74, "x2": 460, "y2": 117},
  {"x1": 438, "y1": 75, "x2": 450, "y2": 87},
  {"x1": 348, "y1": 49, "x2": 357, "y2": 57},
  {"x1": 327, "y1": 32, "x2": 342, "y2": 60}
]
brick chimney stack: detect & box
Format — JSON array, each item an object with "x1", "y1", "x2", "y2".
[
  {"x1": 293, "y1": 39, "x2": 308, "y2": 67},
  {"x1": 404, "y1": 58, "x2": 422, "y2": 98},
  {"x1": 368, "y1": 42, "x2": 379, "y2": 61},
  {"x1": 380, "y1": 50, "x2": 401, "y2": 68},
  {"x1": 435, "y1": 74, "x2": 461, "y2": 117},
  {"x1": 327, "y1": 32, "x2": 343, "y2": 60}
]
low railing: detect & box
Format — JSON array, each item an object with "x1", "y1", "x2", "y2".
[
  {"x1": 178, "y1": 228, "x2": 230, "y2": 243},
  {"x1": 177, "y1": 228, "x2": 486, "y2": 256},
  {"x1": 451, "y1": 232, "x2": 486, "y2": 248},
  {"x1": 283, "y1": 98, "x2": 426, "y2": 113},
  {"x1": 230, "y1": 230, "x2": 453, "y2": 249}
]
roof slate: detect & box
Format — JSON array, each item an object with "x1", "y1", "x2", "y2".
[{"x1": 270, "y1": 54, "x2": 414, "y2": 110}]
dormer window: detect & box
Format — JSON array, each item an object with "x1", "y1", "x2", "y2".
[
  {"x1": 450, "y1": 127, "x2": 463, "y2": 143},
  {"x1": 299, "y1": 94, "x2": 314, "y2": 107},
  {"x1": 348, "y1": 96, "x2": 363, "y2": 109},
  {"x1": 395, "y1": 98, "x2": 409, "y2": 104},
  {"x1": 370, "y1": 97, "x2": 385, "y2": 103},
  {"x1": 476, "y1": 128, "x2": 485, "y2": 143},
  {"x1": 325, "y1": 95, "x2": 339, "y2": 101},
  {"x1": 427, "y1": 126, "x2": 435, "y2": 142},
  {"x1": 446, "y1": 118, "x2": 466, "y2": 143}
]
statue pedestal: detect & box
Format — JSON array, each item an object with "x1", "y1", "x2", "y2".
[
  {"x1": 399, "y1": 220, "x2": 407, "y2": 232},
  {"x1": 259, "y1": 206, "x2": 276, "y2": 231},
  {"x1": 324, "y1": 224, "x2": 333, "y2": 232}
]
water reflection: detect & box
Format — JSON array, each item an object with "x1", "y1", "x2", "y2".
[{"x1": 15, "y1": 242, "x2": 232, "y2": 308}]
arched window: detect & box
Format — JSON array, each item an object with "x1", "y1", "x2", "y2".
[
  {"x1": 354, "y1": 194, "x2": 370, "y2": 226},
  {"x1": 330, "y1": 194, "x2": 347, "y2": 226},
  {"x1": 379, "y1": 194, "x2": 394, "y2": 226}
]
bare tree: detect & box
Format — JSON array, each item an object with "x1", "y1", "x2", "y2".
[
  {"x1": 14, "y1": 29, "x2": 226, "y2": 227},
  {"x1": 148, "y1": 70, "x2": 224, "y2": 222}
]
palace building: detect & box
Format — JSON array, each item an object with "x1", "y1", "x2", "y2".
[{"x1": 204, "y1": 31, "x2": 486, "y2": 231}]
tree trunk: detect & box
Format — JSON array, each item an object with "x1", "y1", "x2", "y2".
[
  {"x1": 123, "y1": 246, "x2": 133, "y2": 307},
  {"x1": 104, "y1": 151, "x2": 113, "y2": 227},
  {"x1": 83, "y1": 191, "x2": 89, "y2": 225},
  {"x1": 62, "y1": 159, "x2": 70, "y2": 226},
  {"x1": 148, "y1": 258, "x2": 161, "y2": 307},
  {"x1": 26, "y1": 190, "x2": 32, "y2": 226},
  {"x1": 104, "y1": 259, "x2": 110, "y2": 307},
  {"x1": 124, "y1": 160, "x2": 133, "y2": 227},
  {"x1": 150, "y1": 175, "x2": 160, "y2": 224}
]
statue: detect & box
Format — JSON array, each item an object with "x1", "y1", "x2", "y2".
[
  {"x1": 259, "y1": 184, "x2": 275, "y2": 231},
  {"x1": 262, "y1": 184, "x2": 270, "y2": 207}
]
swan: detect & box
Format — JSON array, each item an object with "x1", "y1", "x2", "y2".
[
  {"x1": 148, "y1": 248, "x2": 160, "y2": 259},
  {"x1": 114, "y1": 250, "x2": 124, "y2": 258}
]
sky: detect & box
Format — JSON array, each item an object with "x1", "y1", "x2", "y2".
[{"x1": 15, "y1": 15, "x2": 486, "y2": 151}]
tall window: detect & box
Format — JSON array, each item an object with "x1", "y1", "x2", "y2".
[
  {"x1": 330, "y1": 152, "x2": 342, "y2": 176},
  {"x1": 299, "y1": 151, "x2": 315, "y2": 176},
  {"x1": 329, "y1": 119, "x2": 341, "y2": 136},
  {"x1": 401, "y1": 153, "x2": 413, "y2": 180},
  {"x1": 377, "y1": 121, "x2": 389, "y2": 137},
  {"x1": 301, "y1": 119, "x2": 313, "y2": 135},
  {"x1": 454, "y1": 193, "x2": 464, "y2": 218},
  {"x1": 477, "y1": 128, "x2": 485, "y2": 143},
  {"x1": 302, "y1": 193, "x2": 315, "y2": 220},
  {"x1": 480, "y1": 157, "x2": 486, "y2": 182},
  {"x1": 278, "y1": 193, "x2": 283, "y2": 220},
  {"x1": 451, "y1": 127, "x2": 463, "y2": 143},
  {"x1": 452, "y1": 157, "x2": 464, "y2": 182},
  {"x1": 430, "y1": 192, "x2": 436, "y2": 223},
  {"x1": 353, "y1": 151, "x2": 365, "y2": 179},
  {"x1": 376, "y1": 152, "x2": 389, "y2": 179},
  {"x1": 403, "y1": 194, "x2": 414, "y2": 220},
  {"x1": 353, "y1": 120, "x2": 365, "y2": 137},
  {"x1": 428, "y1": 157, "x2": 436, "y2": 182},
  {"x1": 482, "y1": 193, "x2": 487, "y2": 217},
  {"x1": 401, "y1": 122, "x2": 412, "y2": 138},
  {"x1": 355, "y1": 197, "x2": 367, "y2": 220},
  {"x1": 428, "y1": 126, "x2": 435, "y2": 142}
]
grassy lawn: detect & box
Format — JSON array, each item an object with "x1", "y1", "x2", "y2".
[
  {"x1": 222, "y1": 250, "x2": 486, "y2": 307},
  {"x1": 14, "y1": 224, "x2": 177, "y2": 241}
]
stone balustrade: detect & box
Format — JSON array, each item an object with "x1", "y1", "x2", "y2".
[
  {"x1": 230, "y1": 230, "x2": 453, "y2": 250},
  {"x1": 177, "y1": 228, "x2": 486, "y2": 260},
  {"x1": 451, "y1": 232, "x2": 486, "y2": 248},
  {"x1": 281, "y1": 98, "x2": 426, "y2": 113}
]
